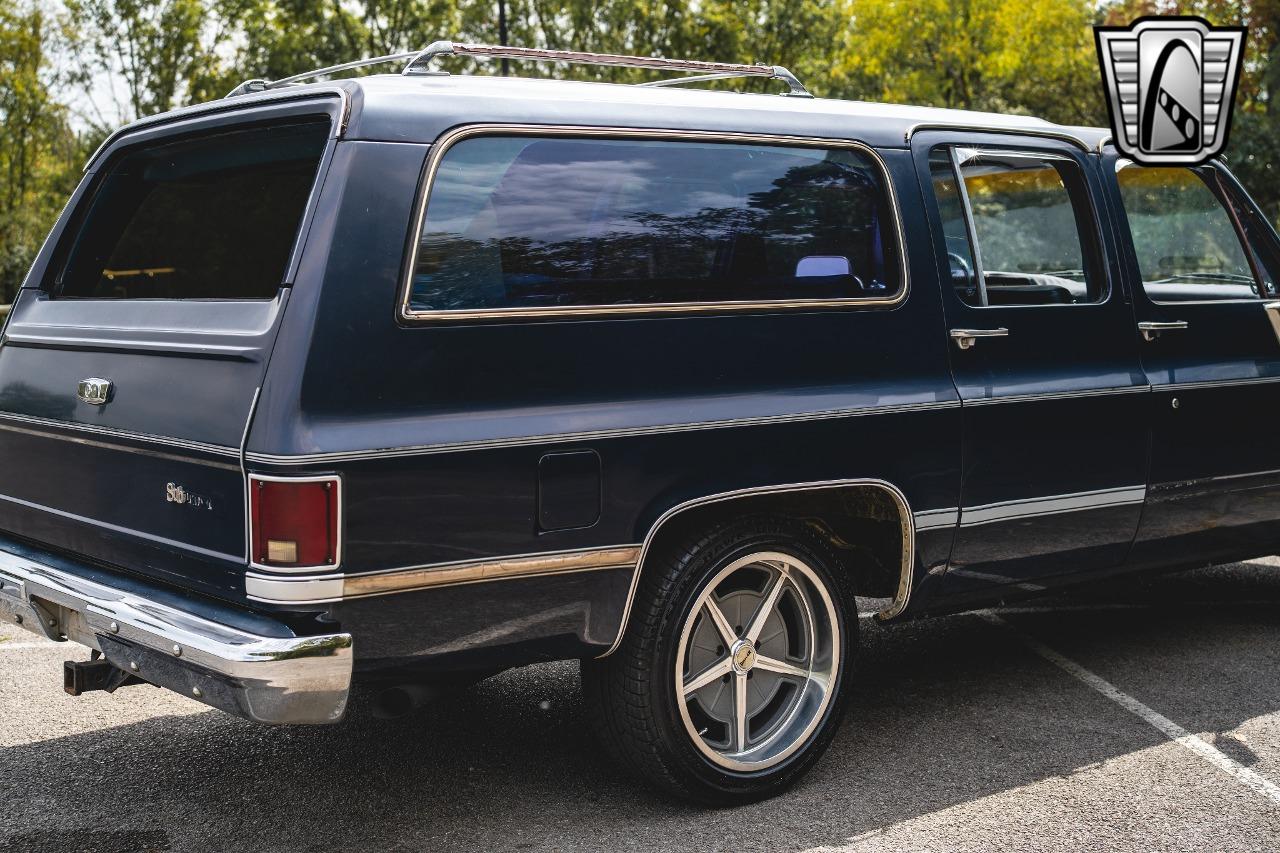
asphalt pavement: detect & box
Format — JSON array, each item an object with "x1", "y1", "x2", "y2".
[{"x1": 5, "y1": 559, "x2": 1280, "y2": 852}]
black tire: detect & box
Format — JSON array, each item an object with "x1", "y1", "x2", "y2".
[{"x1": 582, "y1": 515, "x2": 856, "y2": 805}]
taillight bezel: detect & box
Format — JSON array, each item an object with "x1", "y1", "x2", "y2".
[{"x1": 247, "y1": 472, "x2": 343, "y2": 574}]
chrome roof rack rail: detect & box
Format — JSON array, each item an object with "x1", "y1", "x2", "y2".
[
  {"x1": 226, "y1": 52, "x2": 421, "y2": 97},
  {"x1": 226, "y1": 40, "x2": 811, "y2": 98}
]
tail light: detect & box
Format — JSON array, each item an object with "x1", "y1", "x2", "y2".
[{"x1": 249, "y1": 475, "x2": 341, "y2": 571}]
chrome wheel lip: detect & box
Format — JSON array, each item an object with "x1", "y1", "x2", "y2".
[{"x1": 674, "y1": 549, "x2": 841, "y2": 773}]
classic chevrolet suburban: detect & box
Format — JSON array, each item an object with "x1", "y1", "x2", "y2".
[{"x1": 3, "y1": 41, "x2": 1280, "y2": 805}]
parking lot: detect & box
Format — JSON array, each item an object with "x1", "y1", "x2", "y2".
[{"x1": 4, "y1": 559, "x2": 1280, "y2": 853}]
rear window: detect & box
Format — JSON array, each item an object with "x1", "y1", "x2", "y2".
[
  {"x1": 406, "y1": 135, "x2": 901, "y2": 315},
  {"x1": 55, "y1": 119, "x2": 329, "y2": 299}
]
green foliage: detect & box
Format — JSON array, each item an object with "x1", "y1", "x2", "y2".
[
  {"x1": 829, "y1": 0, "x2": 1102, "y2": 124},
  {"x1": 0, "y1": 0, "x2": 1277, "y2": 302},
  {"x1": 0, "y1": 3, "x2": 94, "y2": 303}
]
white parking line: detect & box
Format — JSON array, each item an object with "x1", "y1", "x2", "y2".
[{"x1": 978, "y1": 611, "x2": 1280, "y2": 808}]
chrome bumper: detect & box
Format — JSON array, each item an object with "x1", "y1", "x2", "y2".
[{"x1": 0, "y1": 546, "x2": 352, "y2": 725}]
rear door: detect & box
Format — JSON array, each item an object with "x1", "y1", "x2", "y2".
[
  {"x1": 912, "y1": 131, "x2": 1148, "y2": 595},
  {"x1": 1106, "y1": 151, "x2": 1280, "y2": 563},
  {"x1": 0, "y1": 99, "x2": 338, "y2": 600}
]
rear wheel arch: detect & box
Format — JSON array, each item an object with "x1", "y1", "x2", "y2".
[{"x1": 603, "y1": 479, "x2": 917, "y2": 659}]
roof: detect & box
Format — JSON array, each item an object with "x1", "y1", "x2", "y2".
[
  {"x1": 343, "y1": 74, "x2": 1111, "y2": 150},
  {"x1": 90, "y1": 73, "x2": 1112, "y2": 169}
]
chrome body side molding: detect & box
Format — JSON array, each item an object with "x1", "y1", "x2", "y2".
[
  {"x1": 598, "y1": 479, "x2": 917, "y2": 659},
  {"x1": 961, "y1": 385, "x2": 1151, "y2": 407},
  {"x1": 958, "y1": 486, "x2": 1146, "y2": 528},
  {"x1": 1154, "y1": 375, "x2": 1280, "y2": 392},
  {"x1": 0, "y1": 410, "x2": 241, "y2": 461},
  {"x1": 913, "y1": 507, "x2": 960, "y2": 531},
  {"x1": 245, "y1": 545, "x2": 642, "y2": 604},
  {"x1": 0, "y1": 546, "x2": 352, "y2": 725},
  {"x1": 245, "y1": 400, "x2": 961, "y2": 465}
]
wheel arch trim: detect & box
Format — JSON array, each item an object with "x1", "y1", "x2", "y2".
[{"x1": 597, "y1": 478, "x2": 917, "y2": 658}]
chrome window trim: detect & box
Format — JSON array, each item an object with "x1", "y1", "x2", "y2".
[
  {"x1": 928, "y1": 143, "x2": 1114, "y2": 310},
  {"x1": 68, "y1": 107, "x2": 339, "y2": 296},
  {"x1": 83, "y1": 88, "x2": 351, "y2": 173},
  {"x1": 597, "y1": 478, "x2": 917, "y2": 659},
  {"x1": 247, "y1": 472, "x2": 344, "y2": 574},
  {"x1": 244, "y1": 399, "x2": 962, "y2": 465},
  {"x1": 397, "y1": 123, "x2": 910, "y2": 323},
  {"x1": 905, "y1": 123, "x2": 1095, "y2": 152}
]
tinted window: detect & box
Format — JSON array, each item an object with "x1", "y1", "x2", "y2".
[
  {"x1": 929, "y1": 147, "x2": 1100, "y2": 306},
  {"x1": 928, "y1": 149, "x2": 980, "y2": 304},
  {"x1": 408, "y1": 136, "x2": 900, "y2": 314},
  {"x1": 1116, "y1": 164, "x2": 1267, "y2": 301},
  {"x1": 57, "y1": 119, "x2": 329, "y2": 299}
]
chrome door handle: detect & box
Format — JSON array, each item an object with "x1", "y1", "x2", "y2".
[
  {"x1": 949, "y1": 328, "x2": 1008, "y2": 350},
  {"x1": 1138, "y1": 320, "x2": 1189, "y2": 342}
]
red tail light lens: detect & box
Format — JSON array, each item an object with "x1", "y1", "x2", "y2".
[{"x1": 249, "y1": 475, "x2": 341, "y2": 570}]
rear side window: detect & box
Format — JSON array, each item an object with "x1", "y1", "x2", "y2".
[
  {"x1": 928, "y1": 146, "x2": 1102, "y2": 306},
  {"x1": 55, "y1": 119, "x2": 329, "y2": 299},
  {"x1": 406, "y1": 135, "x2": 901, "y2": 316},
  {"x1": 1115, "y1": 164, "x2": 1276, "y2": 301}
]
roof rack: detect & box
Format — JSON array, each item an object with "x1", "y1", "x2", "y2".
[{"x1": 225, "y1": 40, "x2": 811, "y2": 98}]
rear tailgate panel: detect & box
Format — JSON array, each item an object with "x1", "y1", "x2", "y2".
[{"x1": 0, "y1": 96, "x2": 343, "y2": 604}]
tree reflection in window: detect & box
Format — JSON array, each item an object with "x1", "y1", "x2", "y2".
[{"x1": 410, "y1": 137, "x2": 898, "y2": 312}]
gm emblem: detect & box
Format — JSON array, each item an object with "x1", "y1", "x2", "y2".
[
  {"x1": 1095, "y1": 16, "x2": 1246, "y2": 166},
  {"x1": 76, "y1": 378, "x2": 112, "y2": 406}
]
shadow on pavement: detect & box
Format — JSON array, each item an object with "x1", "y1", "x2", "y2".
[{"x1": 3, "y1": 561, "x2": 1280, "y2": 852}]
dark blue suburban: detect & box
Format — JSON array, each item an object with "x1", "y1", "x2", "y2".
[{"x1": 3, "y1": 43, "x2": 1279, "y2": 804}]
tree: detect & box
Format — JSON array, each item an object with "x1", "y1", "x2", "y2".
[
  {"x1": 65, "y1": 0, "x2": 225, "y2": 125},
  {"x1": 829, "y1": 0, "x2": 1103, "y2": 124},
  {"x1": 0, "y1": 3, "x2": 87, "y2": 302}
]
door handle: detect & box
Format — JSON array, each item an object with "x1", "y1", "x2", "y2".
[
  {"x1": 1138, "y1": 320, "x2": 1189, "y2": 342},
  {"x1": 949, "y1": 328, "x2": 1008, "y2": 350}
]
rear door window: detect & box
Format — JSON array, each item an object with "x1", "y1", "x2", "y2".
[
  {"x1": 406, "y1": 134, "x2": 901, "y2": 316},
  {"x1": 928, "y1": 147, "x2": 1103, "y2": 306},
  {"x1": 54, "y1": 119, "x2": 330, "y2": 299}
]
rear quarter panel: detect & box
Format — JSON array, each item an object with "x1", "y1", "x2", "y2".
[{"x1": 248, "y1": 140, "x2": 961, "y2": 664}]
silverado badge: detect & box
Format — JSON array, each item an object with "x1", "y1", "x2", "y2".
[{"x1": 166, "y1": 482, "x2": 214, "y2": 511}]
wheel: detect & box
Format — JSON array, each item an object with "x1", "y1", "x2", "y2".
[{"x1": 583, "y1": 515, "x2": 854, "y2": 805}]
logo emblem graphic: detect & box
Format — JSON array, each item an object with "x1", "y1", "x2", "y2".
[
  {"x1": 76, "y1": 378, "x2": 112, "y2": 406},
  {"x1": 1095, "y1": 16, "x2": 1246, "y2": 165}
]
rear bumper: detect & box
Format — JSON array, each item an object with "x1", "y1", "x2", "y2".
[{"x1": 0, "y1": 544, "x2": 352, "y2": 725}]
